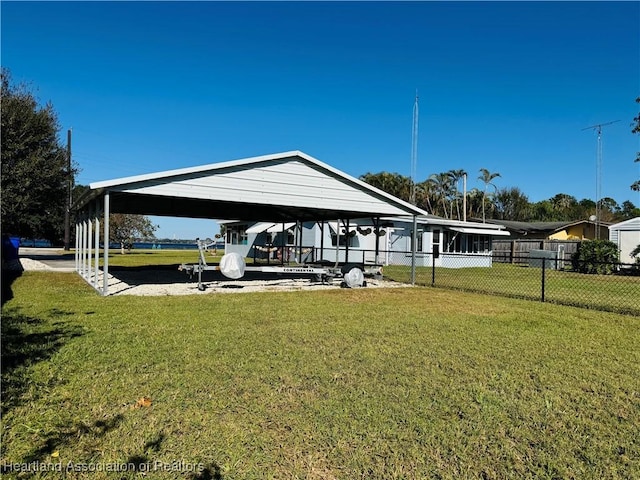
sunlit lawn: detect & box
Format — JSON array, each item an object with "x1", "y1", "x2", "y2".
[
  {"x1": 384, "y1": 263, "x2": 640, "y2": 316},
  {"x1": 2, "y1": 270, "x2": 639, "y2": 479}
]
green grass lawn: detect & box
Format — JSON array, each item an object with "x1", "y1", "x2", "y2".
[
  {"x1": 97, "y1": 249, "x2": 222, "y2": 268},
  {"x1": 384, "y1": 263, "x2": 640, "y2": 316},
  {"x1": 2, "y1": 271, "x2": 639, "y2": 479}
]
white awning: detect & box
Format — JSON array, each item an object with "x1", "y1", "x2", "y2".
[
  {"x1": 450, "y1": 227, "x2": 510, "y2": 236},
  {"x1": 266, "y1": 222, "x2": 296, "y2": 233},
  {"x1": 246, "y1": 222, "x2": 276, "y2": 234}
]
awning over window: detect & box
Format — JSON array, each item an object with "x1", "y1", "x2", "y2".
[
  {"x1": 450, "y1": 227, "x2": 510, "y2": 236},
  {"x1": 246, "y1": 222, "x2": 275, "y2": 234},
  {"x1": 266, "y1": 222, "x2": 296, "y2": 233},
  {"x1": 246, "y1": 222, "x2": 298, "y2": 234}
]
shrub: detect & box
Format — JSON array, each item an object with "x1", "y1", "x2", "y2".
[{"x1": 571, "y1": 239, "x2": 620, "y2": 274}]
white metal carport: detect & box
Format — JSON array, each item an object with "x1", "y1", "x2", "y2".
[{"x1": 73, "y1": 151, "x2": 428, "y2": 295}]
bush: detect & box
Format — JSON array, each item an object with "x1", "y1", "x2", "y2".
[{"x1": 571, "y1": 239, "x2": 620, "y2": 274}]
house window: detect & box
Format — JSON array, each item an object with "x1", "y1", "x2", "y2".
[
  {"x1": 471, "y1": 234, "x2": 490, "y2": 253},
  {"x1": 331, "y1": 234, "x2": 355, "y2": 247},
  {"x1": 272, "y1": 231, "x2": 295, "y2": 245},
  {"x1": 443, "y1": 230, "x2": 461, "y2": 253},
  {"x1": 442, "y1": 231, "x2": 491, "y2": 253},
  {"x1": 410, "y1": 229, "x2": 424, "y2": 252},
  {"x1": 226, "y1": 225, "x2": 248, "y2": 245},
  {"x1": 432, "y1": 229, "x2": 440, "y2": 254}
]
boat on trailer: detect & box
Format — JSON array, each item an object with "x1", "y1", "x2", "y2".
[{"x1": 179, "y1": 238, "x2": 382, "y2": 291}]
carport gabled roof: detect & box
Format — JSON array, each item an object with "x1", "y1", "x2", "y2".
[{"x1": 76, "y1": 151, "x2": 428, "y2": 222}]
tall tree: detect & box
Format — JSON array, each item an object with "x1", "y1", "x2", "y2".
[
  {"x1": 415, "y1": 179, "x2": 435, "y2": 214},
  {"x1": 597, "y1": 197, "x2": 620, "y2": 222},
  {"x1": 448, "y1": 169, "x2": 467, "y2": 220},
  {"x1": 478, "y1": 168, "x2": 500, "y2": 222},
  {"x1": 360, "y1": 172, "x2": 412, "y2": 202},
  {"x1": 530, "y1": 200, "x2": 556, "y2": 221},
  {"x1": 620, "y1": 200, "x2": 640, "y2": 220},
  {"x1": 1, "y1": 68, "x2": 72, "y2": 243},
  {"x1": 494, "y1": 187, "x2": 530, "y2": 221},
  {"x1": 465, "y1": 188, "x2": 484, "y2": 220},
  {"x1": 428, "y1": 172, "x2": 453, "y2": 218},
  {"x1": 550, "y1": 193, "x2": 578, "y2": 221},
  {"x1": 108, "y1": 214, "x2": 157, "y2": 254}
]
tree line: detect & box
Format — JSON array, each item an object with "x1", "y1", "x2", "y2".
[{"x1": 360, "y1": 170, "x2": 640, "y2": 224}]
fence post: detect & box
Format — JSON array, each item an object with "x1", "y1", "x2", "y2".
[
  {"x1": 541, "y1": 257, "x2": 546, "y2": 302},
  {"x1": 411, "y1": 215, "x2": 417, "y2": 285},
  {"x1": 432, "y1": 251, "x2": 436, "y2": 286}
]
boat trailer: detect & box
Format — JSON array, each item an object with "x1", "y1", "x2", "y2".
[{"x1": 179, "y1": 239, "x2": 381, "y2": 291}]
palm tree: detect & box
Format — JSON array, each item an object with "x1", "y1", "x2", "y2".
[
  {"x1": 478, "y1": 168, "x2": 501, "y2": 222},
  {"x1": 429, "y1": 172, "x2": 453, "y2": 218},
  {"x1": 466, "y1": 188, "x2": 484, "y2": 220},
  {"x1": 416, "y1": 179, "x2": 435, "y2": 214},
  {"x1": 448, "y1": 169, "x2": 467, "y2": 220}
]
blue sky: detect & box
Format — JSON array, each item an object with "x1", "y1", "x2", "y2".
[{"x1": 3, "y1": 1, "x2": 639, "y2": 239}]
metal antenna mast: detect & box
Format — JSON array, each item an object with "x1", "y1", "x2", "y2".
[
  {"x1": 410, "y1": 91, "x2": 419, "y2": 205},
  {"x1": 581, "y1": 120, "x2": 620, "y2": 239}
]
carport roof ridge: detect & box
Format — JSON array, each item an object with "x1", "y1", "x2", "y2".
[{"x1": 75, "y1": 151, "x2": 428, "y2": 222}]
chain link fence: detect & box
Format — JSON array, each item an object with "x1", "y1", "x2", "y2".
[{"x1": 380, "y1": 251, "x2": 640, "y2": 316}]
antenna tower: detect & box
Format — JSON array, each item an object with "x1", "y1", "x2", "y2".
[
  {"x1": 410, "y1": 91, "x2": 419, "y2": 205},
  {"x1": 581, "y1": 120, "x2": 620, "y2": 239}
]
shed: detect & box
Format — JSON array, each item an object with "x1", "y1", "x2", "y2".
[
  {"x1": 73, "y1": 151, "x2": 428, "y2": 295},
  {"x1": 608, "y1": 217, "x2": 640, "y2": 263}
]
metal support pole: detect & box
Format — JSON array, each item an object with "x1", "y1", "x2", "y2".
[
  {"x1": 94, "y1": 206, "x2": 100, "y2": 289},
  {"x1": 373, "y1": 217, "x2": 380, "y2": 265},
  {"x1": 77, "y1": 220, "x2": 83, "y2": 274},
  {"x1": 334, "y1": 219, "x2": 341, "y2": 267},
  {"x1": 87, "y1": 201, "x2": 94, "y2": 282},
  {"x1": 345, "y1": 219, "x2": 350, "y2": 264},
  {"x1": 102, "y1": 192, "x2": 110, "y2": 296},
  {"x1": 280, "y1": 223, "x2": 286, "y2": 265},
  {"x1": 541, "y1": 257, "x2": 546, "y2": 302},
  {"x1": 85, "y1": 214, "x2": 90, "y2": 278},
  {"x1": 320, "y1": 221, "x2": 325, "y2": 263},
  {"x1": 298, "y1": 221, "x2": 303, "y2": 264},
  {"x1": 88, "y1": 215, "x2": 93, "y2": 282},
  {"x1": 198, "y1": 249, "x2": 203, "y2": 291},
  {"x1": 411, "y1": 215, "x2": 417, "y2": 285},
  {"x1": 80, "y1": 216, "x2": 87, "y2": 277},
  {"x1": 75, "y1": 222, "x2": 80, "y2": 271}
]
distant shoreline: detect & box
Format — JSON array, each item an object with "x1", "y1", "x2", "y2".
[{"x1": 14, "y1": 239, "x2": 224, "y2": 251}]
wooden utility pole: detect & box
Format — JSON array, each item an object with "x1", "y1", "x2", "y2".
[{"x1": 63, "y1": 128, "x2": 72, "y2": 250}]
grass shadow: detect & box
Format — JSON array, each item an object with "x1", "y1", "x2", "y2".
[
  {"x1": 124, "y1": 433, "x2": 224, "y2": 479},
  {"x1": 188, "y1": 463, "x2": 224, "y2": 479},
  {"x1": 1, "y1": 265, "x2": 23, "y2": 307},
  {"x1": 1, "y1": 308, "x2": 84, "y2": 416},
  {"x1": 16, "y1": 414, "x2": 124, "y2": 465}
]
